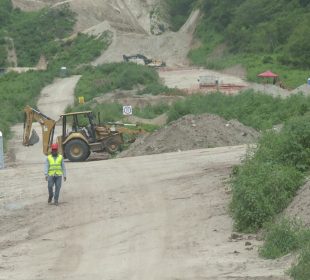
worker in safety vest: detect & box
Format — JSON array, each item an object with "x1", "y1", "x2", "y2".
[{"x1": 44, "y1": 143, "x2": 67, "y2": 206}]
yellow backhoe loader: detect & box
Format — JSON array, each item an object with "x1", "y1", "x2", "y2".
[{"x1": 23, "y1": 106, "x2": 124, "y2": 162}]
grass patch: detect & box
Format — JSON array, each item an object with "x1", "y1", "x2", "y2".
[
  {"x1": 66, "y1": 102, "x2": 123, "y2": 123},
  {"x1": 73, "y1": 63, "x2": 160, "y2": 104},
  {"x1": 231, "y1": 161, "x2": 303, "y2": 232},
  {"x1": 260, "y1": 218, "x2": 307, "y2": 259},
  {"x1": 165, "y1": 0, "x2": 198, "y2": 31},
  {"x1": 0, "y1": 71, "x2": 54, "y2": 146},
  {"x1": 230, "y1": 113, "x2": 310, "y2": 232},
  {"x1": 167, "y1": 91, "x2": 310, "y2": 130},
  {"x1": 138, "y1": 83, "x2": 182, "y2": 96},
  {"x1": 9, "y1": 5, "x2": 76, "y2": 66},
  {"x1": 290, "y1": 244, "x2": 310, "y2": 280},
  {"x1": 135, "y1": 103, "x2": 169, "y2": 119},
  {"x1": 260, "y1": 218, "x2": 310, "y2": 280},
  {"x1": 47, "y1": 32, "x2": 111, "y2": 75}
]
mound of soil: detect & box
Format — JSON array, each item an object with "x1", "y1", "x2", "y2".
[
  {"x1": 285, "y1": 181, "x2": 310, "y2": 226},
  {"x1": 119, "y1": 113, "x2": 260, "y2": 157}
]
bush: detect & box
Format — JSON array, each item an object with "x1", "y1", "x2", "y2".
[
  {"x1": 231, "y1": 161, "x2": 303, "y2": 232},
  {"x1": 260, "y1": 219, "x2": 303, "y2": 259},
  {"x1": 135, "y1": 103, "x2": 170, "y2": 119},
  {"x1": 8, "y1": 5, "x2": 76, "y2": 66},
  {"x1": 259, "y1": 217, "x2": 310, "y2": 279},
  {"x1": 74, "y1": 63, "x2": 160, "y2": 102},
  {"x1": 138, "y1": 83, "x2": 177, "y2": 95},
  {"x1": 231, "y1": 113, "x2": 310, "y2": 232},
  {"x1": 254, "y1": 114, "x2": 310, "y2": 171},
  {"x1": 165, "y1": 0, "x2": 198, "y2": 31},
  {"x1": 290, "y1": 245, "x2": 310, "y2": 280},
  {"x1": 167, "y1": 91, "x2": 310, "y2": 130}
]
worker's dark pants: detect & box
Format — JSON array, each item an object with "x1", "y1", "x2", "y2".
[{"x1": 47, "y1": 176, "x2": 62, "y2": 202}]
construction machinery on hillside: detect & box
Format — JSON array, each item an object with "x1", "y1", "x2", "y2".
[
  {"x1": 23, "y1": 106, "x2": 124, "y2": 162},
  {"x1": 123, "y1": 54, "x2": 166, "y2": 67}
]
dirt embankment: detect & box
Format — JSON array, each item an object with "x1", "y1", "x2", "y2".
[{"x1": 119, "y1": 113, "x2": 260, "y2": 158}]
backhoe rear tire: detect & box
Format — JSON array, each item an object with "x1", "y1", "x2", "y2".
[{"x1": 65, "y1": 139, "x2": 90, "y2": 162}]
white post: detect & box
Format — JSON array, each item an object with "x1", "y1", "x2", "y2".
[{"x1": 0, "y1": 131, "x2": 4, "y2": 169}]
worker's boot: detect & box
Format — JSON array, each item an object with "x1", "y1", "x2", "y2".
[
  {"x1": 48, "y1": 196, "x2": 53, "y2": 204},
  {"x1": 54, "y1": 201, "x2": 59, "y2": 206}
]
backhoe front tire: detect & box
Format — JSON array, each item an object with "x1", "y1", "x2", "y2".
[
  {"x1": 105, "y1": 138, "x2": 122, "y2": 154},
  {"x1": 65, "y1": 139, "x2": 90, "y2": 162}
]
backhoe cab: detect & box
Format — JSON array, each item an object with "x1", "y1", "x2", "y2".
[{"x1": 23, "y1": 106, "x2": 124, "y2": 162}]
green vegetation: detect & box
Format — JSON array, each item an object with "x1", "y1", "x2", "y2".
[
  {"x1": 260, "y1": 218, "x2": 310, "y2": 279},
  {"x1": 167, "y1": 91, "x2": 310, "y2": 130},
  {"x1": 47, "y1": 32, "x2": 111, "y2": 74},
  {"x1": 231, "y1": 160, "x2": 303, "y2": 232},
  {"x1": 231, "y1": 113, "x2": 310, "y2": 232},
  {"x1": 190, "y1": 0, "x2": 310, "y2": 88},
  {"x1": 138, "y1": 83, "x2": 182, "y2": 96},
  {"x1": 67, "y1": 102, "x2": 123, "y2": 123},
  {"x1": 0, "y1": 0, "x2": 12, "y2": 26},
  {"x1": 290, "y1": 244, "x2": 310, "y2": 280},
  {"x1": 0, "y1": 3, "x2": 110, "y2": 145},
  {"x1": 260, "y1": 218, "x2": 309, "y2": 259},
  {"x1": 135, "y1": 103, "x2": 170, "y2": 119},
  {"x1": 0, "y1": 71, "x2": 54, "y2": 140},
  {"x1": 73, "y1": 63, "x2": 161, "y2": 103},
  {"x1": 165, "y1": 0, "x2": 198, "y2": 31},
  {"x1": 8, "y1": 5, "x2": 76, "y2": 66}
]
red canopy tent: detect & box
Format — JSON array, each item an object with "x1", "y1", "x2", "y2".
[{"x1": 257, "y1": 71, "x2": 279, "y2": 78}]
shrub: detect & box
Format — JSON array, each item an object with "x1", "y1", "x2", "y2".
[
  {"x1": 254, "y1": 114, "x2": 310, "y2": 171},
  {"x1": 231, "y1": 161, "x2": 303, "y2": 232},
  {"x1": 260, "y1": 218, "x2": 302, "y2": 259},
  {"x1": 135, "y1": 103, "x2": 170, "y2": 119},
  {"x1": 167, "y1": 91, "x2": 310, "y2": 130},
  {"x1": 290, "y1": 245, "x2": 310, "y2": 280},
  {"x1": 74, "y1": 63, "x2": 160, "y2": 102},
  {"x1": 9, "y1": 5, "x2": 76, "y2": 66}
]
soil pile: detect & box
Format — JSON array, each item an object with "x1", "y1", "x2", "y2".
[
  {"x1": 119, "y1": 113, "x2": 260, "y2": 157},
  {"x1": 285, "y1": 181, "x2": 310, "y2": 226}
]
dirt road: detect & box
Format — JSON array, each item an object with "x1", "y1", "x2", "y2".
[
  {"x1": 0, "y1": 145, "x2": 292, "y2": 280},
  {"x1": 0, "y1": 4, "x2": 293, "y2": 278},
  {"x1": 0, "y1": 76, "x2": 291, "y2": 279}
]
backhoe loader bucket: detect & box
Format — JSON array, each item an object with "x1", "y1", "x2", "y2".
[{"x1": 28, "y1": 129, "x2": 40, "y2": 145}]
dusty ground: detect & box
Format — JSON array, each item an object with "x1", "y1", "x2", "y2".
[
  {"x1": 0, "y1": 145, "x2": 292, "y2": 280},
  {"x1": 119, "y1": 114, "x2": 260, "y2": 158},
  {"x1": 0, "y1": 71, "x2": 293, "y2": 280},
  {"x1": 0, "y1": 2, "x2": 301, "y2": 278}
]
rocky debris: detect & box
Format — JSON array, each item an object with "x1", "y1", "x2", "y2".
[
  {"x1": 119, "y1": 113, "x2": 260, "y2": 158},
  {"x1": 246, "y1": 83, "x2": 291, "y2": 98}
]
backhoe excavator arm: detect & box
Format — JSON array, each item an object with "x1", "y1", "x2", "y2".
[{"x1": 23, "y1": 105, "x2": 56, "y2": 155}]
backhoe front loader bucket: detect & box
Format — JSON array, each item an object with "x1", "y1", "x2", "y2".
[{"x1": 28, "y1": 129, "x2": 40, "y2": 145}]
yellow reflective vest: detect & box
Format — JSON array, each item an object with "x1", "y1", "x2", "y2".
[{"x1": 48, "y1": 154, "x2": 63, "y2": 176}]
